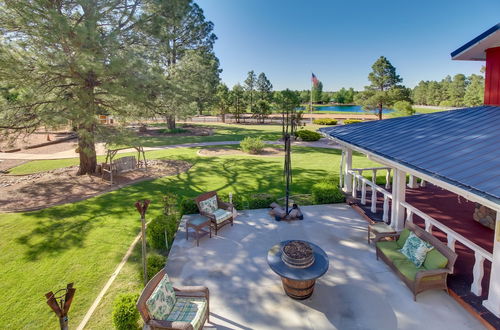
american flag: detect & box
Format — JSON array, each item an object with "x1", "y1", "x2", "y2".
[{"x1": 311, "y1": 73, "x2": 319, "y2": 87}]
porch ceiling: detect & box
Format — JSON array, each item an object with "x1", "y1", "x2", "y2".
[{"x1": 319, "y1": 106, "x2": 500, "y2": 206}]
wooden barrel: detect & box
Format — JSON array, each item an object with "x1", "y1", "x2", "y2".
[{"x1": 281, "y1": 277, "x2": 316, "y2": 300}]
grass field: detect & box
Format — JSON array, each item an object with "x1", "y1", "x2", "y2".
[
  {"x1": 8, "y1": 123, "x2": 311, "y2": 175},
  {"x1": 0, "y1": 144, "x2": 380, "y2": 329}
]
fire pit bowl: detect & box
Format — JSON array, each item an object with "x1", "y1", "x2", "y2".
[
  {"x1": 281, "y1": 240, "x2": 315, "y2": 268},
  {"x1": 267, "y1": 240, "x2": 329, "y2": 300}
]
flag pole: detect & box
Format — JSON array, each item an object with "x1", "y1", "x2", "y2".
[{"x1": 310, "y1": 74, "x2": 313, "y2": 125}]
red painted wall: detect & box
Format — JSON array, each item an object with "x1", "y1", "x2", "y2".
[{"x1": 485, "y1": 47, "x2": 500, "y2": 106}]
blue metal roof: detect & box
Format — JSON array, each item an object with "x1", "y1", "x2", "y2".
[
  {"x1": 319, "y1": 106, "x2": 500, "y2": 204},
  {"x1": 451, "y1": 23, "x2": 500, "y2": 60}
]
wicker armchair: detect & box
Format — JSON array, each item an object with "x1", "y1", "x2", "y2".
[
  {"x1": 195, "y1": 191, "x2": 233, "y2": 235},
  {"x1": 137, "y1": 269, "x2": 209, "y2": 330}
]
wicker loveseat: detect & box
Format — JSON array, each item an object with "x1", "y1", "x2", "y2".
[
  {"x1": 137, "y1": 269, "x2": 209, "y2": 330},
  {"x1": 375, "y1": 221, "x2": 457, "y2": 301}
]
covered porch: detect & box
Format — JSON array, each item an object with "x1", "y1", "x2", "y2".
[{"x1": 320, "y1": 106, "x2": 500, "y2": 327}]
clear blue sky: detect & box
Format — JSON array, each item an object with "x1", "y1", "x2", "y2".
[{"x1": 197, "y1": 0, "x2": 500, "y2": 91}]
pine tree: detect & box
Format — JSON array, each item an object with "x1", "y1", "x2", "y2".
[
  {"x1": 256, "y1": 72, "x2": 273, "y2": 101},
  {"x1": 0, "y1": 0, "x2": 150, "y2": 174},
  {"x1": 141, "y1": 0, "x2": 217, "y2": 128},
  {"x1": 464, "y1": 74, "x2": 484, "y2": 107},
  {"x1": 244, "y1": 71, "x2": 257, "y2": 113}
]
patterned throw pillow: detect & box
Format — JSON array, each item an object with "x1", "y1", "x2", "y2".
[
  {"x1": 199, "y1": 195, "x2": 218, "y2": 214},
  {"x1": 399, "y1": 231, "x2": 434, "y2": 267},
  {"x1": 146, "y1": 274, "x2": 177, "y2": 320}
]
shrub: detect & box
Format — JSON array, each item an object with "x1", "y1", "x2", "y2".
[
  {"x1": 240, "y1": 137, "x2": 265, "y2": 154},
  {"x1": 393, "y1": 101, "x2": 415, "y2": 116},
  {"x1": 343, "y1": 119, "x2": 362, "y2": 125},
  {"x1": 311, "y1": 182, "x2": 345, "y2": 204},
  {"x1": 112, "y1": 293, "x2": 140, "y2": 330},
  {"x1": 147, "y1": 253, "x2": 166, "y2": 280},
  {"x1": 179, "y1": 197, "x2": 198, "y2": 216},
  {"x1": 313, "y1": 118, "x2": 337, "y2": 125},
  {"x1": 296, "y1": 129, "x2": 321, "y2": 141},
  {"x1": 219, "y1": 192, "x2": 276, "y2": 210},
  {"x1": 148, "y1": 214, "x2": 180, "y2": 250}
]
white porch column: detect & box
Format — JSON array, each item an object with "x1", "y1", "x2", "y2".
[
  {"x1": 390, "y1": 169, "x2": 406, "y2": 231},
  {"x1": 343, "y1": 148, "x2": 353, "y2": 193},
  {"x1": 407, "y1": 174, "x2": 419, "y2": 189},
  {"x1": 483, "y1": 211, "x2": 500, "y2": 317}
]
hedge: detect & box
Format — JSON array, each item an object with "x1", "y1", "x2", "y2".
[
  {"x1": 343, "y1": 119, "x2": 362, "y2": 125},
  {"x1": 311, "y1": 181, "x2": 345, "y2": 204},
  {"x1": 296, "y1": 129, "x2": 321, "y2": 141},
  {"x1": 112, "y1": 293, "x2": 140, "y2": 330},
  {"x1": 313, "y1": 118, "x2": 338, "y2": 125}
]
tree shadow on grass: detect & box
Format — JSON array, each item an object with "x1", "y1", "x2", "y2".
[{"x1": 16, "y1": 212, "x2": 98, "y2": 261}]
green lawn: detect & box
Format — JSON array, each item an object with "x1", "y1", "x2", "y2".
[
  {"x1": 0, "y1": 145, "x2": 379, "y2": 329},
  {"x1": 413, "y1": 107, "x2": 451, "y2": 114},
  {"x1": 138, "y1": 122, "x2": 285, "y2": 147},
  {"x1": 8, "y1": 123, "x2": 325, "y2": 175}
]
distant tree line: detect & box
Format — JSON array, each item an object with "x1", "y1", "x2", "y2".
[
  {"x1": 412, "y1": 73, "x2": 484, "y2": 107},
  {"x1": 214, "y1": 70, "x2": 274, "y2": 123}
]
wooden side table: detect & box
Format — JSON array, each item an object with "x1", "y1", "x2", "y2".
[{"x1": 185, "y1": 215, "x2": 211, "y2": 246}]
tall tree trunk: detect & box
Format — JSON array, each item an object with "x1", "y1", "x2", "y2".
[
  {"x1": 77, "y1": 124, "x2": 97, "y2": 175},
  {"x1": 221, "y1": 111, "x2": 226, "y2": 123},
  {"x1": 378, "y1": 103, "x2": 383, "y2": 120},
  {"x1": 166, "y1": 115, "x2": 176, "y2": 129}
]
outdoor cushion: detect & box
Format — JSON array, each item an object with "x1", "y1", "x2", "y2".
[
  {"x1": 396, "y1": 228, "x2": 411, "y2": 248},
  {"x1": 166, "y1": 297, "x2": 207, "y2": 330},
  {"x1": 376, "y1": 241, "x2": 407, "y2": 262},
  {"x1": 399, "y1": 232, "x2": 434, "y2": 267},
  {"x1": 424, "y1": 248, "x2": 448, "y2": 270},
  {"x1": 199, "y1": 195, "x2": 218, "y2": 214},
  {"x1": 146, "y1": 274, "x2": 177, "y2": 321},
  {"x1": 393, "y1": 259, "x2": 443, "y2": 282},
  {"x1": 213, "y1": 208, "x2": 232, "y2": 224}
]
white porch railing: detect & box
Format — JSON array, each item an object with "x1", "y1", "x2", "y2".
[
  {"x1": 349, "y1": 166, "x2": 493, "y2": 298},
  {"x1": 400, "y1": 201, "x2": 493, "y2": 296},
  {"x1": 349, "y1": 168, "x2": 392, "y2": 222}
]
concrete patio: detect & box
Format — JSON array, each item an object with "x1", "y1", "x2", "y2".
[{"x1": 166, "y1": 204, "x2": 483, "y2": 330}]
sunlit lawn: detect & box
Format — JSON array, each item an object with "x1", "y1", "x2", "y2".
[
  {"x1": 8, "y1": 123, "x2": 321, "y2": 175},
  {"x1": 0, "y1": 144, "x2": 380, "y2": 329}
]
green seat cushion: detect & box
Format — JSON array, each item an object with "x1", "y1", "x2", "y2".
[
  {"x1": 424, "y1": 248, "x2": 448, "y2": 270},
  {"x1": 376, "y1": 241, "x2": 407, "y2": 262},
  {"x1": 393, "y1": 258, "x2": 426, "y2": 280},
  {"x1": 213, "y1": 208, "x2": 232, "y2": 224},
  {"x1": 399, "y1": 232, "x2": 434, "y2": 267},
  {"x1": 396, "y1": 228, "x2": 411, "y2": 248},
  {"x1": 166, "y1": 297, "x2": 207, "y2": 330},
  {"x1": 393, "y1": 259, "x2": 444, "y2": 282},
  {"x1": 146, "y1": 274, "x2": 177, "y2": 321}
]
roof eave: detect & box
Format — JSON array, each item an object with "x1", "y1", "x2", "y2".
[
  {"x1": 451, "y1": 23, "x2": 500, "y2": 61},
  {"x1": 321, "y1": 132, "x2": 500, "y2": 211}
]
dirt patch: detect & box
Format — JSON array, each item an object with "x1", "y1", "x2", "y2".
[
  {"x1": 0, "y1": 159, "x2": 28, "y2": 172},
  {"x1": 197, "y1": 147, "x2": 284, "y2": 157},
  {"x1": 139, "y1": 124, "x2": 214, "y2": 137},
  {"x1": 0, "y1": 131, "x2": 75, "y2": 152},
  {"x1": 0, "y1": 159, "x2": 191, "y2": 212}
]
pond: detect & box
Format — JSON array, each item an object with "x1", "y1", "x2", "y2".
[{"x1": 298, "y1": 105, "x2": 394, "y2": 113}]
